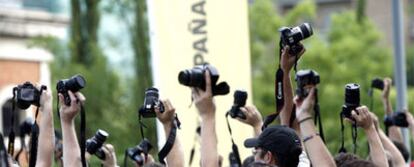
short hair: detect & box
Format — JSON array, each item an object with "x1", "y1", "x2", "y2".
[
  {"x1": 341, "y1": 159, "x2": 376, "y2": 167},
  {"x1": 393, "y1": 140, "x2": 410, "y2": 162},
  {"x1": 335, "y1": 153, "x2": 359, "y2": 167},
  {"x1": 247, "y1": 162, "x2": 275, "y2": 167},
  {"x1": 242, "y1": 155, "x2": 255, "y2": 167}
]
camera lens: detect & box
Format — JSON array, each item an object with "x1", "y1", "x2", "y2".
[
  {"x1": 96, "y1": 129, "x2": 109, "y2": 142},
  {"x1": 299, "y1": 23, "x2": 313, "y2": 39},
  {"x1": 344, "y1": 83, "x2": 360, "y2": 106},
  {"x1": 178, "y1": 70, "x2": 191, "y2": 86},
  {"x1": 234, "y1": 90, "x2": 247, "y2": 107},
  {"x1": 67, "y1": 75, "x2": 86, "y2": 92},
  {"x1": 178, "y1": 67, "x2": 204, "y2": 87}
]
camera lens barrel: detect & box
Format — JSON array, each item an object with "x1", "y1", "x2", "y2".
[{"x1": 344, "y1": 83, "x2": 360, "y2": 106}]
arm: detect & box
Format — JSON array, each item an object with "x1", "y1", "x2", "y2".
[
  {"x1": 192, "y1": 71, "x2": 218, "y2": 167},
  {"x1": 156, "y1": 99, "x2": 184, "y2": 167},
  {"x1": 382, "y1": 78, "x2": 403, "y2": 142},
  {"x1": 59, "y1": 91, "x2": 85, "y2": 167},
  {"x1": 238, "y1": 106, "x2": 263, "y2": 137},
  {"x1": 280, "y1": 45, "x2": 305, "y2": 126},
  {"x1": 294, "y1": 88, "x2": 336, "y2": 167},
  {"x1": 36, "y1": 89, "x2": 54, "y2": 167},
  {"x1": 352, "y1": 107, "x2": 388, "y2": 167}
]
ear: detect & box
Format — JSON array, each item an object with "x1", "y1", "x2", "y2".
[{"x1": 264, "y1": 151, "x2": 273, "y2": 164}]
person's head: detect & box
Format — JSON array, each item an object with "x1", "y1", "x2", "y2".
[
  {"x1": 242, "y1": 155, "x2": 255, "y2": 167},
  {"x1": 244, "y1": 125, "x2": 302, "y2": 167},
  {"x1": 392, "y1": 140, "x2": 409, "y2": 162},
  {"x1": 340, "y1": 159, "x2": 376, "y2": 167},
  {"x1": 335, "y1": 152, "x2": 359, "y2": 167}
]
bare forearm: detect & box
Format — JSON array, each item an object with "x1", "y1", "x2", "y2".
[
  {"x1": 382, "y1": 98, "x2": 392, "y2": 115},
  {"x1": 163, "y1": 124, "x2": 184, "y2": 167},
  {"x1": 365, "y1": 126, "x2": 388, "y2": 167},
  {"x1": 281, "y1": 70, "x2": 293, "y2": 126},
  {"x1": 253, "y1": 125, "x2": 262, "y2": 137},
  {"x1": 378, "y1": 130, "x2": 405, "y2": 167},
  {"x1": 200, "y1": 117, "x2": 218, "y2": 167},
  {"x1": 36, "y1": 108, "x2": 54, "y2": 167},
  {"x1": 300, "y1": 120, "x2": 335, "y2": 167},
  {"x1": 61, "y1": 121, "x2": 81, "y2": 167}
]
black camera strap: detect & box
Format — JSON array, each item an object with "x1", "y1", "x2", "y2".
[
  {"x1": 188, "y1": 126, "x2": 200, "y2": 166},
  {"x1": 225, "y1": 112, "x2": 242, "y2": 166},
  {"x1": 338, "y1": 112, "x2": 358, "y2": 154},
  {"x1": 80, "y1": 104, "x2": 87, "y2": 167},
  {"x1": 8, "y1": 87, "x2": 17, "y2": 157},
  {"x1": 158, "y1": 114, "x2": 181, "y2": 165},
  {"x1": 28, "y1": 85, "x2": 46, "y2": 167},
  {"x1": 0, "y1": 133, "x2": 10, "y2": 167},
  {"x1": 313, "y1": 89, "x2": 325, "y2": 142}
]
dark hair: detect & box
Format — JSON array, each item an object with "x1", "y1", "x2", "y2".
[
  {"x1": 247, "y1": 162, "x2": 275, "y2": 167},
  {"x1": 242, "y1": 155, "x2": 255, "y2": 167},
  {"x1": 393, "y1": 140, "x2": 410, "y2": 162},
  {"x1": 341, "y1": 159, "x2": 376, "y2": 167},
  {"x1": 335, "y1": 153, "x2": 359, "y2": 167},
  {"x1": 275, "y1": 146, "x2": 302, "y2": 167}
]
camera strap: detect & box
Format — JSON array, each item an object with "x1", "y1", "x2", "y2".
[
  {"x1": 225, "y1": 112, "x2": 242, "y2": 166},
  {"x1": 0, "y1": 133, "x2": 10, "y2": 167},
  {"x1": 158, "y1": 114, "x2": 181, "y2": 165},
  {"x1": 8, "y1": 87, "x2": 17, "y2": 157},
  {"x1": 80, "y1": 104, "x2": 87, "y2": 167},
  {"x1": 188, "y1": 126, "x2": 200, "y2": 166},
  {"x1": 313, "y1": 89, "x2": 325, "y2": 142},
  {"x1": 368, "y1": 87, "x2": 374, "y2": 112},
  {"x1": 28, "y1": 85, "x2": 46, "y2": 167},
  {"x1": 338, "y1": 112, "x2": 358, "y2": 154}
]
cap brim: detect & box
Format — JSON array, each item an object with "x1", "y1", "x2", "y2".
[{"x1": 244, "y1": 138, "x2": 259, "y2": 148}]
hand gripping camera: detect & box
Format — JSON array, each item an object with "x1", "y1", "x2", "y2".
[
  {"x1": 56, "y1": 74, "x2": 86, "y2": 106},
  {"x1": 384, "y1": 112, "x2": 409, "y2": 127},
  {"x1": 139, "y1": 87, "x2": 164, "y2": 118},
  {"x1": 86, "y1": 129, "x2": 108, "y2": 160},
  {"x1": 279, "y1": 23, "x2": 313, "y2": 55},
  {"x1": 342, "y1": 83, "x2": 361, "y2": 118},
  {"x1": 295, "y1": 70, "x2": 320, "y2": 98},
  {"x1": 127, "y1": 139, "x2": 153, "y2": 166},
  {"x1": 229, "y1": 90, "x2": 248, "y2": 120},
  {"x1": 178, "y1": 64, "x2": 230, "y2": 96},
  {"x1": 14, "y1": 82, "x2": 47, "y2": 109}
]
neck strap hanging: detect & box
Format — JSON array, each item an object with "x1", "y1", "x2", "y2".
[
  {"x1": 313, "y1": 89, "x2": 325, "y2": 142},
  {"x1": 158, "y1": 114, "x2": 181, "y2": 164},
  {"x1": 225, "y1": 112, "x2": 242, "y2": 166},
  {"x1": 188, "y1": 126, "x2": 200, "y2": 166},
  {"x1": 0, "y1": 133, "x2": 10, "y2": 167},
  {"x1": 8, "y1": 88, "x2": 17, "y2": 156}
]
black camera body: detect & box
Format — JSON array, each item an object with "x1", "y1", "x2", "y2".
[
  {"x1": 20, "y1": 118, "x2": 34, "y2": 137},
  {"x1": 384, "y1": 112, "x2": 409, "y2": 127},
  {"x1": 86, "y1": 129, "x2": 108, "y2": 160},
  {"x1": 279, "y1": 23, "x2": 313, "y2": 55},
  {"x1": 15, "y1": 82, "x2": 46, "y2": 109},
  {"x1": 56, "y1": 74, "x2": 86, "y2": 106},
  {"x1": 229, "y1": 90, "x2": 248, "y2": 120},
  {"x1": 371, "y1": 78, "x2": 384, "y2": 90},
  {"x1": 139, "y1": 87, "x2": 164, "y2": 118},
  {"x1": 178, "y1": 64, "x2": 230, "y2": 96},
  {"x1": 127, "y1": 139, "x2": 153, "y2": 166},
  {"x1": 295, "y1": 70, "x2": 320, "y2": 98},
  {"x1": 342, "y1": 83, "x2": 360, "y2": 118}
]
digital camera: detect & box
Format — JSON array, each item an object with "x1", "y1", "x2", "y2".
[
  {"x1": 295, "y1": 70, "x2": 320, "y2": 98},
  {"x1": 127, "y1": 139, "x2": 153, "y2": 166},
  {"x1": 15, "y1": 82, "x2": 46, "y2": 109},
  {"x1": 86, "y1": 129, "x2": 108, "y2": 160},
  {"x1": 56, "y1": 74, "x2": 86, "y2": 106},
  {"x1": 279, "y1": 23, "x2": 313, "y2": 55},
  {"x1": 341, "y1": 83, "x2": 360, "y2": 118},
  {"x1": 229, "y1": 90, "x2": 247, "y2": 119}
]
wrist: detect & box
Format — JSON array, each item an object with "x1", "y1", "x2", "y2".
[
  {"x1": 297, "y1": 112, "x2": 312, "y2": 121},
  {"x1": 363, "y1": 124, "x2": 376, "y2": 132}
]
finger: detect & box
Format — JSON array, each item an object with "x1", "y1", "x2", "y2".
[
  {"x1": 239, "y1": 107, "x2": 249, "y2": 115},
  {"x1": 68, "y1": 91, "x2": 77, "y2": 105},
  {"x1": 165, "y1": 99, "x2": 174, "y2": 112},
  {"x1": 101, "y1": 146, "x2": 111, "y2": 158},
  {"x1": 105, "y1": 144, "x2": 115, "y2": 153},
  {"x1": 204, "y1": 70, "x2": 212, "y2": 94},
  {"x1": 191, "y1": 88, "x2": 200, "y2": 97},
  {"x1": 58, "y1": 93, "x2": 64, "y2": 105},
  {"x1": 293, "y1": 96, "x2": 301, "y2": 105},
  {"x1": 351, "y1": 110, "x2": 359, "y2": 121},
  {"x1": 75, "y1": 92, "x2": 86, "y2": 102}
]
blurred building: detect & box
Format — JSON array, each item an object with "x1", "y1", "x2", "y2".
[
  {"x1": 0, "y1": 0, "x2": 68, "y2": 148},
  {"x1": 275, "y1": 0, "x2": 414, "y2": 44}
]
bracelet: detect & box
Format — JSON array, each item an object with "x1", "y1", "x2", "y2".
[
  {"x1": 303, "y1": 133, "x2": 319, "y2": 143},
  {"x1": 298, "y1": 116, "x2": 313, "y2": 124}
]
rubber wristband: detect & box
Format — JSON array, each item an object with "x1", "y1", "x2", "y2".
[
  {"x1": 303, "y1": 133, "x2": 320, "y2": 143},
  {"x1": 298, "y1": 116, "x2": 313, "y2": 124}
]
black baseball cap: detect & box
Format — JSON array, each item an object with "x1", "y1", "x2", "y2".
[{"x1": 244, "y1": 125, "x2": 301, "y2": 157}]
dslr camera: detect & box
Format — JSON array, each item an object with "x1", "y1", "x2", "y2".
[
  {"x1": 127, "y1": 139, "x2": 153, "y2": 166},
  {"x1": 279, "y1": 23, "x2": 313, "y2": 55},
  {"x1": 14, "y1": 82, "x2": 47, "y2": 109},
  {"x1": 56, "y1": 74, "x2": 86, "y2": 106},
  {"x1": 371, "y1": 78, "x2": 384, "y2": 90},
  {"x1": 86, "y1": 129, "x2": 109, "y2": 160},
  {"x1": 139, "y1": 87, "x2": 164, "y2": 118},
  {"x1": 178, "y1": 64, "x2": 230, "y2": 96},
  {"x1": 384, "y1": 112, "x2": 409, "y2": 127},
  {"x1": 229, "y1": 90, "x2": 248, "y2": 120},
  {"x1": 295, "y1": 69, "x2": 320, "y2": 98},
  {"x1": 342, "y1": 83, "x2": 360, "y2": 118}
]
